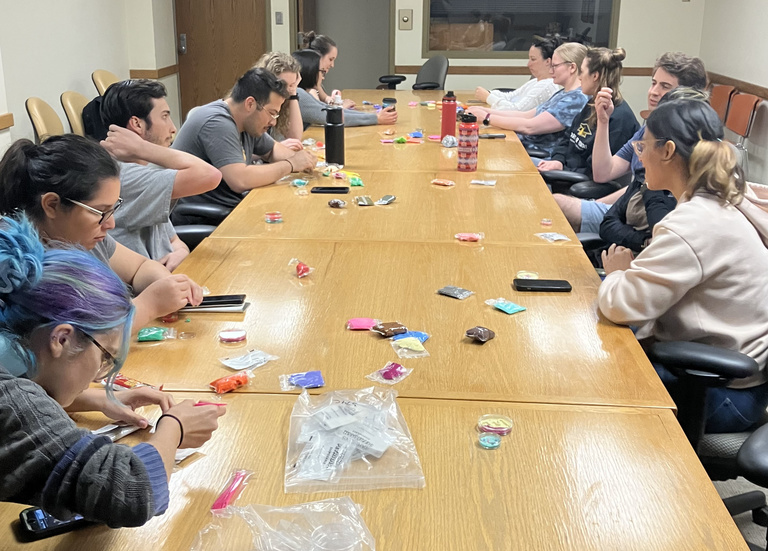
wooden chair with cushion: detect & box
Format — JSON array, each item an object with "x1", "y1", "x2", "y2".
[
  {"x1": 710, "y1": 84, "x2": 737, "y2": 123},
  {"x1": 25, "y1": 97, "x2": 65, "y2": 143},
  {"x1": 60, "y1": 91, "x2": 90, "y2": 136},
  {"x1": 91, "y1": 69, "x2": 120, "y2": 95}
]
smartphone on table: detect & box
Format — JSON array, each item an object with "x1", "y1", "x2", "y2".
[
  {"x1": 18, "y1": 507, "x2": 93, "y2": 539},
  {"x1": 513, "y1": 279, "x2": 572, "y2": 292}
]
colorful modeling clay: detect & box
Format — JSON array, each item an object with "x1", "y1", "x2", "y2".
[
  {"x1": 209, "y1": 371, "x2": 250, "y2": 394},
  {"x1": 455, "y1": 232, "x2": 484, "y2": 242},
  {"x1": 466, "y1": 326, "x2": 495, "y2": 343},
  {"x1": 347, "y1": 317, "x2": 378, "y2": 330}
]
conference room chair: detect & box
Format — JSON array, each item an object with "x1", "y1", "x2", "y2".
[
  {"x1": 24, "y1": 97, "x2": 65, "y2": 144},
  {"x1": 725, "y1": 93, "x2": 763, "y2": 179},
  {"x1": 92, "y1": 69, "x2": 120, "y2": 95},
  {"x1": 378, "y1": 55, "x2": 449, "y2": 90},
  {"x1": 171, "y1": 202, "x2": 232, "y2": 227},
  {"x1": 648, "y1": 341, "x2": 768, "y2": 551},
  {"x1": 60, "y1": 91, "x2": 89, "y2": 136},
  {"x1": 710, "y1": 84, "x2": 737, "y2": 123},
  {"x1": 174, "y1": 224, "x2": 217, "y2": 252}
]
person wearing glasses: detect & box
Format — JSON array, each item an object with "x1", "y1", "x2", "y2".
[
  {"x1": 0, "y1": 135, "x2": 205, "y2": 332},
  {"x1": 0, "y1": 215, "x2": 225, "y2": 527},
  {"x1": 170, "y1": 68, "x2": 316, "y2": 224},
  {"x1": 292, "y1": 49, "x2": 398, "y2": 128},
  {"x1": 97, "y1": 79, "x2": 221, "y2": 271},
  {"x1": 467, "y1": 42, "x2": 588, "y2": 158},
  {"x1": 598, "y1": 99, "x2": 768, "y2": 432}
]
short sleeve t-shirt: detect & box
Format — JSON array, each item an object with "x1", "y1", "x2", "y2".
[
  {"x1": 171, "y1": 100, "x2": 276, "y2": 209},
  {"x1": 519, "y1": 88, "x2": 588, "y2": 157},
  {"x1": 91, "y1": 233, "x2": 118, "y2": 266},
  {"x1": 111, "y1": 162, "x2": 176, "y2": 260},
  {"x1": 616, "y1": 125, "x2": 646, "y2": 183}
]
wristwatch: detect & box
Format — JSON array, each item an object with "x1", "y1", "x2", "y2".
[
  {"x1": 483, "y1": 113, "x2": 491, "y2": 126},
  {"x1": 289, "y1": 94, "x2": 299, "y2": 101}
]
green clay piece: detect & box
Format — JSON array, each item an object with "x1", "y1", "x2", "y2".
[
  {"x1": 186, "y1": 318, "x2": 191, "y2": 323},
  {"x1": 394, "y1": 136, "x2": 407, "y2": 144},
  {"x1": 350, "y1": 177, "x2": 364, "y2": 187},
  {"x1": 138, "y1": 327, "x2": 167, "y2": 342}
]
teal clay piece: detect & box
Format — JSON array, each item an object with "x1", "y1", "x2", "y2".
[
  {"x1": 350, "y1": 176, "x2": 364, "y2": 186},
  {"x1": 479, "y1": 433, "x2": 501, "y2": 449}
]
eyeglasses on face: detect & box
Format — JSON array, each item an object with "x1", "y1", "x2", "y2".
[
  {"x1": 79, "y1": 330, "x2": 117, "y2": 382},
  {"x1": 65, "y1": 197, "x2": 124, "y2": 224},
  {"x1": 257, "y1": 105, "x2": 280, "y2": 120},
  {"x1": 550, "y1": 61, "x2": 573, "y2": 71},
  {"x1": 631, "y1": 138, "x2": 669, "y2": 156}
]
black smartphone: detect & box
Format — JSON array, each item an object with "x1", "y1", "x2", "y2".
[
  {"x1": 199, "y1": 294, "x2": 246, "y2": 306},
  {"x1": 311, "y1": 186, "x2": 350, "y2": 194},
  {"x1": 19, "y1": 507, "x2": 93, "y2": 539},
  {"x1": 479, "y1": 133, "x2": 507, "y2": 139},
  {"x1": 513, "y1": 279, "x2": 572, "y2": 292}
]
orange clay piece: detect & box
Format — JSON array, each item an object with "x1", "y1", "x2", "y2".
[{"x1": 210, "y1": 371, "x2": 250, "y2": 394}]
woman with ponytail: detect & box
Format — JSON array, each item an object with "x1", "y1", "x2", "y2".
[
  {"x1": 598, "y1": 99, "x2": 768, "y2": 432},
  {"x1": 0, "y1": 135, "x2": 204, "y2": 332},
  {"x1": 0, "y1": 216, "x2": 224, "y2": 527},
  {"x1": 537, "y1": 47, "x2": 638, "y2": 175},
  {"x1": 302, "y1": 30, "x2": 355, "y2": 109}
]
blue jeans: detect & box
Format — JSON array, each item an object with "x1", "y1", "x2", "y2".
[{"x1": 655, "y1": 364, "x2": 768, "y2": 433}]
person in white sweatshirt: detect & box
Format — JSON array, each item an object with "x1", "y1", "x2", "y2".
[{"x1": 598, "y1": 98, "x2": 768, "y2": 433}]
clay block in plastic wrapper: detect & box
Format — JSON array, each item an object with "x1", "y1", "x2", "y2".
[
  {"x1": 191, "y1": 497, "x2": 375, "y2": 551},
  {"x1": 284, "y1": 387, "x2": 426, "y2": 493}
]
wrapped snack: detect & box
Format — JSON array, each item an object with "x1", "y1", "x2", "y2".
[
  {"x1": 328, "y1": 198, "x2": 347, "y2": 208},
  {"x1": 371, "y1": 321, "x2": 407, "y2": 337},
  {"x1": 535, "y1": 232, "x2": 571, "y2": 243},
  {"x1": 210, "y1": 371, "x2": 250, "y2": 394},
  {"x1": 112, "y1": 373, "x2": 155, "y2": 389},
  {"x1": 366, "y1": 361, "x2": 412, "y2": 385},
  {"x1": 437, "y1": 285, "x2": 474, "y2": 300},
  {"x1": 485, "y1": 298, "x2": 526, "y2": 315},
  {"x1": 289, "y1": 258, "x2": 314, "y2": 279},
  {"x1": 466, "y1": 326, "x2": 495, "y2": 343},
  {"x1": 137, "y1": 327, "x2": 177, "y2": 342},
  {"x1": 455, "y1": 232, "x2": 484, "y2": 242},
  {"x1": 391, "y1": 337, "x2": 429, "y2": 359},
  {"x1": 431, "y1": 178, "x2": 455, "y2": 187}
]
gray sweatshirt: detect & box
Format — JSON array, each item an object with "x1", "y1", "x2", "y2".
[
  {"x1": 297, "y1": 88, "x2": 377, "y2": 128},
  {"x1": 0, "y1": 365, "x2": 168, "y2": 527}
]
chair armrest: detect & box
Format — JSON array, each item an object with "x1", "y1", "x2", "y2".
[
  {"x1": 379, "y1": 75, "x2": 405, "y2": 85},
  {"x1": 492, "y1": 88, "x2": 516, "y2": 93},
  {"x1": 738, "y1": 423, "x2": 768, "y2": 487},
  {"x1": 577, "y1": 232, "x2": 605, "y2": 250},
  {"x1": 174, "y1": 225, "x2": 216, "y2": 252},
  {"x1": 412, "y1": 82, "x2": 441, "y2": 90},
  {"x1": 648, "y1": 341, "x2": 759, "y2": 382},
  {"x1": 539, "y1": 170, "x2": 590, "y2": 185},
  {"x1": 526, "y1": 146, "x2": 548, "y2": 158},
  {"x1": 569, "y1": 181, "x2": 622, "y2": 200},
  {"x1": 172, "y1": 203, "x2": 231, "y2": 224}
]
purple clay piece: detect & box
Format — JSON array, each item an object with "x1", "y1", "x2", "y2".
[{"x1": 466, "y1": 326, "x2": 495, "y2": 343}]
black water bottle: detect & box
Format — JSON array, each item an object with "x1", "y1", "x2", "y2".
[{"x1": 324, "y1": 106, "x2": 345, "y2": 167}]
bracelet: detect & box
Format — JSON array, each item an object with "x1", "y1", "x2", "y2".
[
  {"x1": 289, "y1": 94, "x2": 299, "y2": 101},
  {"x1": 157, "y1": 414, "x2": 184, "y2": 447},
  {"x1": 285, "y1": 159, "x2": 295, "y2": 172}
]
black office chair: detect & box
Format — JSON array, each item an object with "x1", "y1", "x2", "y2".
[
  {"x1": 541, "y1": 169, "x2": 631, "y2": 198},
  {"x1": 648, "y1": 341, "x2": 768, "y2": 551},
  {"x1": 174, "y1": 224, "x2": 217, "y2": 252},
  {"x1": 170, "y1": 202, "x2": 232, "y2": 227},
  {"x1": 379, "y1": 55, "x2": 449, "y2": 90}
]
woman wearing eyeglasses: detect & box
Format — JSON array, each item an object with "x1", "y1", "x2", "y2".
[
  {"x1": 0, "y1": 215, "x2": 225, "y2": 527},
  {"x1": 467, "y1": 42, "x2": 588, "y2": 158},
  {"x1": 598, "y1": 99, "x2": 768, "y2": 432},
  {"x1": 0, "y1": 135, "x2": 204, "y2": 334}
]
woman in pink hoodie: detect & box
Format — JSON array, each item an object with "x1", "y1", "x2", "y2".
[{"x1": 598, "y1": 98, "x2": 768, "y2": 432}]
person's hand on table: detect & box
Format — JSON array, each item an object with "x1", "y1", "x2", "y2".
[
  {"x1": 474, "y1": 87, "x2": 490, "y2": 102},
  {"x1": 466, "y1": 106, "x2": 489, "y2": 119},
  {"x1": 281, "y1": 138, "x2": 304, "y2": 151},
  {"x1": 377, "y1": 106, "x2": 398, "y2": 125},
  {"x1": 144, "y1": 274, "x2": 203, "y2": 317},
  {"x1": 161, "y1": 400, "x2": 227, "y2": 448},
  {"x1": 602, "y1": 243, "x2": 634, "y2": 274},
  {"x1": 105, "y1": 387, "x2": 177, "y2": 428},
  {"x1": 342, "y1": 98, "x2": 356, "y2": 109},
  {"x1": 288, "y1": 150, "x2": 317, "y2": 173},
  {"x1": 537, "y1": 160, "x2": 564, "y2": 172}
]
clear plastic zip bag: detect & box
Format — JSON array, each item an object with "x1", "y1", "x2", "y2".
[
  {"x1": 284, "y1": 388, "x2": 425, "y2": 493},
  {"x1": 191, "y1": 497, "x2": 375, "y2": 551}
]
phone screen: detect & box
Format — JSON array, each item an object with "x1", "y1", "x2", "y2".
[
  {"x1": 198, "y1": 294, "x2": 246, "y2": 306},
  {"x1": 20, "y1": 507, "x2": 90, "y2": 539}
]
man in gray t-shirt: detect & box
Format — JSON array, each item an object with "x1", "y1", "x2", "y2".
[
  {"x1": 171, "y1": 68, "x2": 316, "y2": 225},
  {"x1": 99, "y1": 79, "x2": 221, "y2": 270}
]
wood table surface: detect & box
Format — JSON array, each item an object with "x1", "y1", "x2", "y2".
[
  {"x1": 211, "y1": 171, "x2": 579, "y2": 245},
  {"x1": 123, "y1": 238, "x2": 673, "y2": 410},
  {"x1": 0, "y1": 393, "x2": 745, "y2": 550},
  {"x1": 303, "y1": 89, "x2": 539, "y2": 174}
]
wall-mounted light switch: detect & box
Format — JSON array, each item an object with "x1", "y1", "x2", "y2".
[{"x1": 398, "y1": 9, "x2": 413, "y2": 31}]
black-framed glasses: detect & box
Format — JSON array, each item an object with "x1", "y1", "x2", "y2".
[
  {"x1": 79, "y1": 330, "x2": 116, "y2": 382},
  {"x1": 65, "y1": 197, "x2": 124, "y2": 224},
  {"x1": 631, "y1": 138, "x2": 669, "y2": 156}
]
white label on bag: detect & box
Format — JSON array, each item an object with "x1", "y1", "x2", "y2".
[
  {"x1": 338, "y1": 422, "x2": 393, "y2": 458},
  {"x1": 219, "y1": 349, "x2": 278, "y2": 370},
  {"x1": 313, "y1": 402, "x2": 374, "y2": 430},
  {"x1": 297, "y1": 436, "x2": 355, "y2": 481}
]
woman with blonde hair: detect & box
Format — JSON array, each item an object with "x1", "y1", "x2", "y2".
[
  {"x1": 599, "y1": 98, "x2": 768, "y2": 432},
  {"x1": 254, "y1": 51, "x2": 305, "y2": 151},
  {"x1": 467, "y1": 42, "x2": 589, "y2": 157},
  {"x1": 537, "y1": 47, "x2": 638, "y2": 175}
]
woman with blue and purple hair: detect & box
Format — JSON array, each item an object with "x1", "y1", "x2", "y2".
[
  {"x1": 0, "y1": 215, "x2": 225, "y2": 527},
  {"x1": 0, "y1": 134, "x2": 205, "y2": 332}
]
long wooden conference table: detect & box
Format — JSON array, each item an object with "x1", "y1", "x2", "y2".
[{"x1": 0, "y1": 90, "x2": 748, "y2": 549}]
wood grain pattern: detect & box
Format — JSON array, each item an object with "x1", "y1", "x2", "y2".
[
  {"x1": 122, "y1": 239, "x2": 672, "y2": 409},
  {"x1": 0, "y1": 112, "x2": 14, "y2": 130},
  {"x1": 213, "y1": 172, "x2": 578, "y2": 244},
  {"x1": 0, "y1": 395, "x2": 745, "y2": 550},
  {"x1": 129, "y1": 65, "x2": 179, "y2": 79}
]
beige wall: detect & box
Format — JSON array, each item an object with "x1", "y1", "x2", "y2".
[
  {"x1": 270, "y1": 0, "x2": 293, "y2": 54},
  {"x1": 0, "y1": 45, "x2": 11, "y2": 151}
]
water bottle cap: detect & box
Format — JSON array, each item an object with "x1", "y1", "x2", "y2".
[
  {"x1": 460, "y1": 113, "x2": 477, "y2": 123},
  {"x1": 323, "y1": 106, "x2": 344, "y2": 124}
]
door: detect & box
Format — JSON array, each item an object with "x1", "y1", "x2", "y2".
[{"x1": 175, "y1": 0, "x2": 269, "y2": 120}]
